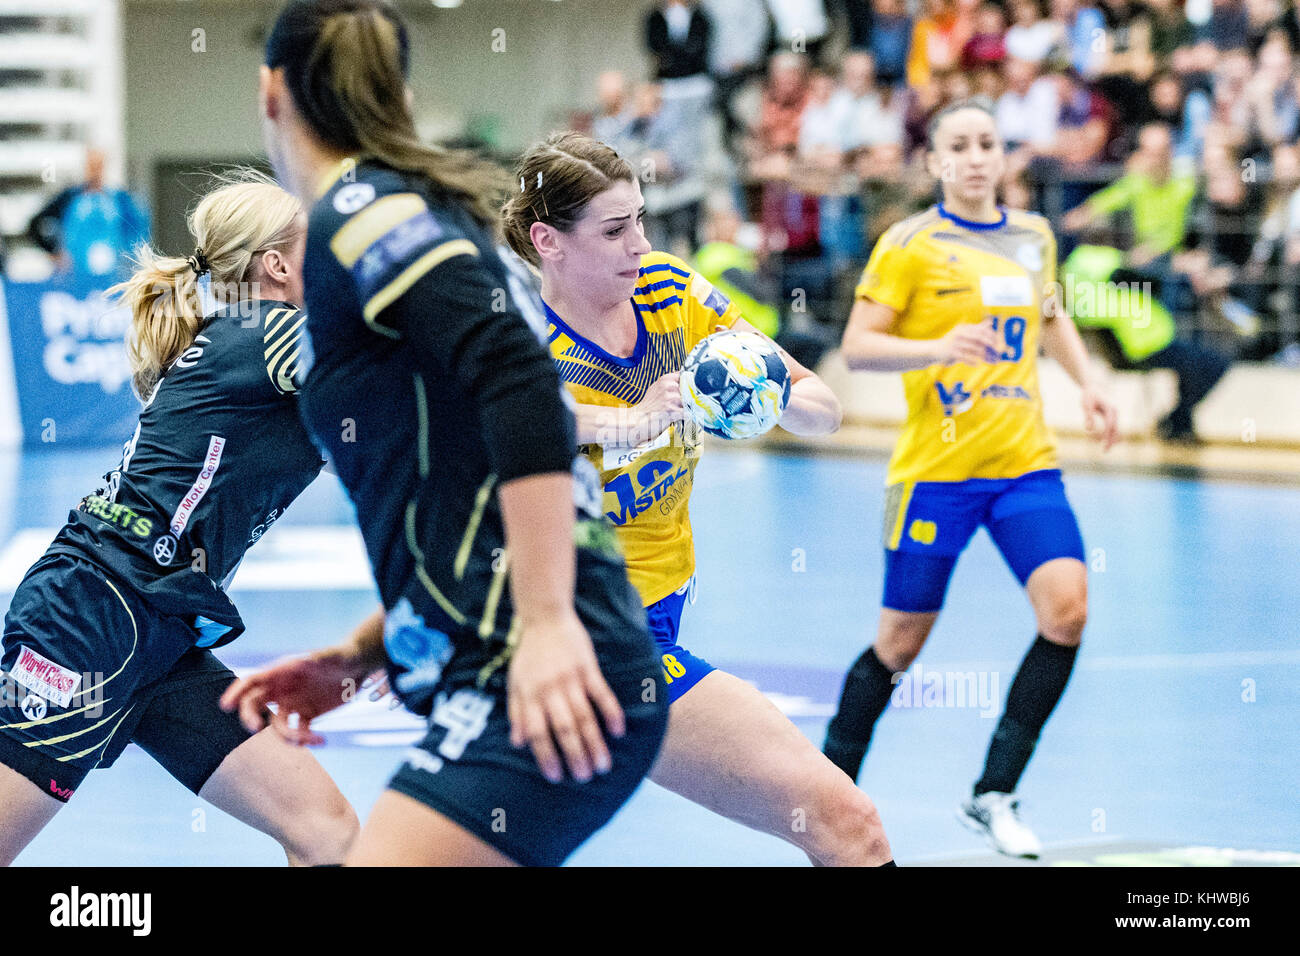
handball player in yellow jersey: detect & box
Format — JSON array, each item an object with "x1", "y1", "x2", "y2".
[
  {"x1": 504, "y1": 132, "x2": 895, "y2": 866},
  {"x1": 823, "y1": 99, "x2": 1118, "y2": 858}
]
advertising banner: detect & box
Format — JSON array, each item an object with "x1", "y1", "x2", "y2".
[{"x1": 1, "y1": 276, "x2": 139, "y2": 447}]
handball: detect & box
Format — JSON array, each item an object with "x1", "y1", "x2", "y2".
[{"x1": 679, "y1": 329, "x2": 791, "y2": 440}]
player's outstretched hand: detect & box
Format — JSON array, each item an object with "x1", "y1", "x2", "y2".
[
  {"x1": 1081, "y1": 384, "x2": 1120, "y2": 451},
  {"x1": 939, "y1": 319, "x2": 1000, "y2": 365},
  {"x1": 506, "y1": 611, "x2": 625, "y2": 785},
  {"x1": 219, "y1": 648, "x2": 372, "y2": 746}
]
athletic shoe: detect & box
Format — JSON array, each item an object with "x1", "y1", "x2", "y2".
[
  {"x1": 1156, "y1": 415, "x2": 1203, "y2": 445},
  {"x1": 957, "y1": 792, "x2": 1042, "y2": 859}
]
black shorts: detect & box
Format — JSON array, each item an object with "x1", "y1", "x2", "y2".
[
  {"x1": 386, "y1": 557, "x2": 669, "y2": 866},
  {"x1": 0, "y1": 553, "x2": 252, "y2": 802}
]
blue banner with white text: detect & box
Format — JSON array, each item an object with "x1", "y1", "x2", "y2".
[{"x1": 2, "y1": 276, "x2": 140, "y2": 447}]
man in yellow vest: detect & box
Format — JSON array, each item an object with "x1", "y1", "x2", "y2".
[
  {"x1": 1063, "y1": 244, "x2": 1231, "y2": 444},
  {"x1": 692, "y1": 196, "x2": 834, "y2": 370}
]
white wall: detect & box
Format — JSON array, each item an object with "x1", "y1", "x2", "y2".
[{"x1": 123, "y1": 0, "x2": 652, "y2": 200}]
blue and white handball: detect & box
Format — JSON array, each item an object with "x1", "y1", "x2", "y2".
[{"x1": 679, "y1": 329, "x2": 791, "y2": 440}]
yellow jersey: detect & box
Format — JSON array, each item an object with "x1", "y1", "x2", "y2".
[
  {"x1": 546, "y1": 251, "x2": 742, "y2": 606},
  {"x1": 856, "y1": 204, "x2": 1059, "y2": 485}
]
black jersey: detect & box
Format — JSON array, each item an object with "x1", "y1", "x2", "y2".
[
  {"x1": 47, "y1": 300, "x2": 324, "y2": 646},
  {"x1": 300, "y1": 159, "x2": 611, "y2": 673}
]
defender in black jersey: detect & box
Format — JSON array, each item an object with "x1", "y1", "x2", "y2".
[
  {"x1": 0, "y1": 176, "x2": 358, "y2": 865},
  {"x1": 230, "y1": 0, "x2": 667, "y2": 866}
]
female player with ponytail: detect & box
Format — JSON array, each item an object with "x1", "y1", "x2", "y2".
[
  {"x1": 502, "y1": 131, "x2": 895, "y2": 866},
  {"x1": 0, "y1": 172, "x2": 360, "y2": 865},
  {"x1": 822, "y1": 98, "x2": 1118, "y2": 857},
  {"x1": 224, "y1": 0, "x2": 668, "y2": 866}
]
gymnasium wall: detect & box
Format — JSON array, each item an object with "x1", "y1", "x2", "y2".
[{"x1": 123, "y1": 0, "x2": 650, "y2": 203}]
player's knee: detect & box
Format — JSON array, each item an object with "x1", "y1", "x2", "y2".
[
  {"x1": 282, "y1": 791, "x2": 359, "y2": 866},
  {"x1": 819, "y1": 779, "x2": 891, "y2": 863},
  {"x1": 1038, "y1": 589, "x2": 1087, "y2": 646},
  {"x1": 875, "y1": 622, "x2": 929, "y2": 671}
]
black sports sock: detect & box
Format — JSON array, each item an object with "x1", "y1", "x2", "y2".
[
  {"x1": 879, "y1": 859, "x2": 898, "y2": 867},
  {"x1": 974, "y1": 634, "x2": 1079, "y2": 796},
  {"x1": 823, "y1": 646, "x2": 897, "y2": 781}
]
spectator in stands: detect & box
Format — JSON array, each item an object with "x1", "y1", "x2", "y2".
[
  {"x1": 1244, "y1": 30, "x2": 1299, "y2": 153},
  {"x1": 1146, "y1": 0, "x2": 1197, "y2": 64},
  {"x1": 798, "y1": 68, "x2": 847, "y2": 164},
  {"x1": 646, "y1": 0, "x2": 717, "y2": 133},
  {"x1": 1050, "y1": 65, "x2": 1118, "y2": 171},
  {"x1": 1202, "y1": 0, "x2": 1250, "y2": 50},
  {"x1": 592, "y1": 71, "x2": 634, "y2": 149},
  {"x1": 1171, "y1": 157, "x2": 1264, "y2": 337},
  {"x1": 871, "y1": 0, "x2": 914, "y2": 86},
  {"x1": 837, "y1": 51, "x2": 907, "y2": 159},
  {"x1": 1006, "y1": 0, "x2": 1059, "y2": 62},
  {"x1": 750, "y1": 52, "x2": 811, "y2": 178},
  {"x1": 1279, "y1": 0, "x2": 1300, "y2": 53},
  {"x1": 646, "y1": 0, "x2": 713, "y2": 83},
  {"x1": 766, "y1": 0, "x2": 832, "y2": 61},
  {"x1": 997, "y1": 58, "x2": 1061, "y2": 152},
  {"x1": 1200, "y1": 48, "x2": 1254, "y2": 155},
  {"x1": 27, "y1": 148, "x2": 150, "y2": 285},
  {"x1": 974, "y1": 63, "x2": 1007, "y2": 101},
  {"x1": 703, "y1": 0, "x2": 773, "y2": 150},
  {"x1": 1063, "y1": 121, "x2": 1197, "y2": 268},
  {"x1": 843, "y1": 0, "x2": 874, "y2": 50},
  {"x1": 940, "y1": 64, "x2": 977, "y2": 100},
  {"x1": 623, "y1": 82, "x2": 709, "y2": 256},
  {"x1": 1148, "y1": 70, "x2": 1198, "y2": 158},
  {"x1": 961, "y1": 1, "x2": 1009, "y2": 69},
  {"x1": 798, "y1": 59, "x2": 886, "y2": 267},
  {"x1": 1096, "y1": 0, "x2": 1156, "y2": 133},
  {"x1": 1245, "y1": 0, "x2": 1284, "y2": 51},
  {"x1": 1050, "y1": 0, "x2": 1109, "y2": 78},
  {"x1": 907, "y1": 0, "x2": 973, "y2": 88},
  {"x1": 1262, "y1": 141, "x2": 1300, "y2": 351},
  {"x1": 695, "y1": 194, "x2": 837, "y2": 364},
  {"x1": 645, "y1": 2, "x2": 716, "y2": 248}
]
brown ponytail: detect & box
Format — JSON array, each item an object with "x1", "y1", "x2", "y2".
[{"x1": 268, "y1": 0, "x2": 511, "y2": 230}]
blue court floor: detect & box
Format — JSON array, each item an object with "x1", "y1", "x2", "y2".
[{"x1": 2, "y1": 444, "x2": 1297, "y2": 866}]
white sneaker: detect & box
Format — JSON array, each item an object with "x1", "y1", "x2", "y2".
[{"x1": 957, "y1": 792, "x2": 1042, "y2": 859}]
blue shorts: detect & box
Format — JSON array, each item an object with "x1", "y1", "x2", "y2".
[
  {"x1": 645, "y1": 577, "x2": 714, "y2": 704},
  {"x1": 881, "y1": 469, "x2": 1086, "y2": 614}
]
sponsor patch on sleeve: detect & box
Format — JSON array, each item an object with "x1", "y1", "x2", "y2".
[{"x1": 350, "y1": 211, "x2": 447, "y2": 304}]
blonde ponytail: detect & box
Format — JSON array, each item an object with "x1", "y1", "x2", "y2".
[{"x1": 108, "y1": 169, "x2": 302, "y2": 399}]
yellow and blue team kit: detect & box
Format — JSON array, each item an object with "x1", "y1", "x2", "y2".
[
  {"x1": 856, "y1": 204, "x2": 1085, "y2": 612},
  {"x1": 546, "y1": 251, "x2": 741, "y2": 701}
]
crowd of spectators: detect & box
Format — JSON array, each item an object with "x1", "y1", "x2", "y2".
[{"x1": 574, "y1": 0, "x2": 1300, "y2": 372}]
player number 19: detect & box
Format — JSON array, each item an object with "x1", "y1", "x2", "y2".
[{"x1": 987, "y1": 315, "x2": 1026, "y2": 362}]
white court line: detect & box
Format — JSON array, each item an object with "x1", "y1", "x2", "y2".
[{"x1": 0, "y1": 525, "x2": 375, "y2": 592}]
